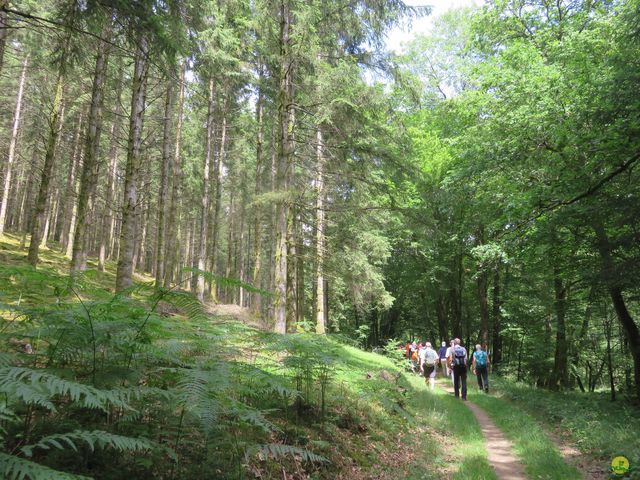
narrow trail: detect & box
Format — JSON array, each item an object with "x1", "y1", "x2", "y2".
[{"x1": 441, "y1": 383, "x2": 527, "y2": 480}]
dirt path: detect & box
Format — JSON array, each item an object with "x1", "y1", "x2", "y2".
[
  {"x1": 442, "y1": 384, "x2": 527, "y2": 480},
  {"x1": 465, "y1": 401, "x2": 527, "y2": 480}
]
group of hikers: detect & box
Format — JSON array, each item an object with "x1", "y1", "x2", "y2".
[{"x1": 404, "y1": 339, "x2": 490, "y2": 401}]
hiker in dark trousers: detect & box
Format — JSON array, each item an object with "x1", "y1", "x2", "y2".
[
  {"x1": 472, "y1": 344, "x2": 490, "y2": 393},
  {"x1": 438, "y1": 341, "x2": 448, "y2": 377},
  {"x1": 447, "y1": 338, "x2": 467, "y2": 400}
]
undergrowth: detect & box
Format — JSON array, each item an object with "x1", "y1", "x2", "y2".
[
  {"x1": 487, "y1": 376, "x2": 640, "y2": 478},
  {"x1": 0, "y1": 236, "x2": 424, "y2": 479}
]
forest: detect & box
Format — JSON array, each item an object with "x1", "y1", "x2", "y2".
[{"x1": 1, "y1": 0, "x2": 639, "y2": 479}]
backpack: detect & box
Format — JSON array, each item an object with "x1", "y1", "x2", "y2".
[
  {"x1": 425, "y1": 349, "x2": 437, "y2": 366},
  {"x1": 475, "y1": 351, "x2": 487, "y2": 367},
  {"x1": 453, "y1": 346, "x2": 466, "y2": 367}
]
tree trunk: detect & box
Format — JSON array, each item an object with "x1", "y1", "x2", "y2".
[
  {"x1": 551, "y1": 265, "x2": 568, "y2": 389},
  {"x1": 155, "y1": 81, "x2": 175, "y2": 289},
  {"x1": 593, "y1": 221, "x2": 640, "y2": 401},
  {"x1": 604, "y1": 308, "x2": 616, "y2": 401},
  {"x1": 225, "y1": 190, "x2": 235, "y2": 302},
  {"x1": 436, "y1": 294, "x2": 448, "y2": 343},
  {"x1": 0, "y1": 54, "x2": 28, "y2": 235},
  {"x1": 164, "y1": 62, "x2": 186, "y2": 288},
  {"x1": 491, "y1": 266, "x2": 503, "y2": 364},
  {"x1": 251, "y1": 79, "x2": 265, "y2": 311},
  {"x1": 61, "y1": 112, "x2": 84, "y2": 256},
  {"x1": 0, "y1": 0, "x2": 8, "y2": 75},
  {"x1": 296, "y1": 211, "x2": 304, "y2": 324},
  {"x1": 315, "y1": 128, "x2": 326, "y2": 334},
  {"x1": 116, "y1": 36, "x2": 149, "y2": 292},
  {"x1": 273, "y1": 0, "x2": 294, "y2": 334},
  {"x1": 477, "y1": 270, "x2": 490, "y2": 348},
  {"x1": 209, "y1": 111, "x2": 226, "y2": 301},
  {"x1": 98, "y1": 71, "x2": 123, "y2": 271},
  {"x1": 28, "y1": 59, "x2": 66, "y2": 266},
  {"x1": 71, "y1": 29, "x2": 110, "y2": 275},
  {"x1": 286, "y1": 202, "x2": 297, "y2": 332}
]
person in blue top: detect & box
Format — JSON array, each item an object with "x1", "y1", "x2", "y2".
[
  {"x1": 438, "y1": 341, "x2": 448, "y2": 377},
  {"x1": 471, "y1": 344, "x2": 490, "y2": 393}
]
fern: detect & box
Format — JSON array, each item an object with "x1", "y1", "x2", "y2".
[
  {"x1": 247, "y1": 443, "x2": 328, "y2": 464},
  {"x1": 20, "y1": 430, "x2": 154, "y2": 457},
  {"x1": 0, "y1": 452, "x2": 92, "y2": 480},
  {"x1": 0, "y1": 367, "x2": 133, "y2": 412},
  {"x1": 182, "y1": 268, "x2": 272, "y2": 298}
]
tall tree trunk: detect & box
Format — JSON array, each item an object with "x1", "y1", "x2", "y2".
[
  {"x1": 209, "y1": 111, "x2": 226, "y2": 301},
  {"x1": 315, "y1": 128, "x2": 326, "y2": 334},
  {"x1": 225, "y1": 190, "x2": 235, "y2": 302},
  {"x1": 551, "y1": 265, "x2": 568, "y2": 389},
  {"x1": 116, "y1": 36, "x2": 149, "y2": 292},
  {"x1": 155, "y1": 81, "x2": 175, "y2": 289},
  {"x1": 296, "y1": 211, "x2": 304, "y2": 324},
  {"x1": 0, "y1": 54, "x2": 28, "y2": 235},
  {"x1": 98, "y1": 72, "x2": 123, "y2": 271},
  {"x1": 593, "y1": 221, "x2": 640, "y2": 401},
  {"x1": 71, "y1": 29, "x2": 110, "y2": 274},
  {"x1": 604, "y1": 308, "x2": 616, "y2": 401},
  {"x1": 436, "y1": 294, "x2": 448, "y2": 343},
  {"x1": 28, "y1": 59, "x2": 67, "y2": 266},
  {"x1": 286, "y1": 202, "x2": 297, "y2": 332},
  {"x1": 477, "y1": 270, "x2": 490, "y2": 348},
  {"x1": 61, "y1": 113, "x2": 84, "y2": 255},
  {"x1": 450, "y1": 254, "x2": 463, "y2": 339},
  {"x1": 0, "y1": 0, "x2": 8, "y2": 75},
  {"x1": 196, "y1": 78, "x2": 215, "y2": 301},
  {"x1": 164, "y1": 62, "x2": 186, "y2": 288},
  {"x1": 274, "y1": 0, "x2": 294, "y2": 333},
  {"x1": 475, "y1": 227, "x2": 489, "y2": 347},
  {"x1": 251, "y1": 80, "x2": 265, "y2": 311},
  {"x1": 238, "y1": 197, "x2": 246, "y2": 306},
  {"x1": 266, "y1": 124, "x2": 277, "y2": 321},
  {"x1": 491, "y1": 265, "x2": 503, "y2": 364}
]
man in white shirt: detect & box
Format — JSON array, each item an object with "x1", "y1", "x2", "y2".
[{"x1": 419, "y1": 342, "x2": 439, "y2": 390}]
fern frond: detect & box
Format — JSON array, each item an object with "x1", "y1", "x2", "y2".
[
  {"x1": 248, "y1": 443, "x2": 328, "y2": 464},
  {"x1": 0, "y1": 352, "x2": 16, "y2": 367},
  {"x1": 20, "y1": 430, "x2": 154, "y2": 457},
  {"x1": 0, "y1": 452, "x2": 92, "y2": 480},
  {"x1": 183, "y1": 268, "x2": 272, "y2": 297},
  {"x1": 0, "y1": 367, "x2": 132, "y2": 412}
]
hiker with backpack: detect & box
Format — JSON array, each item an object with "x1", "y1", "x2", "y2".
[
  {"x1": 447, "y1": 338, "x2": 467, "y2": 400},
  {"x1": 472, "y1": 344, "x2": 490, "y2": 393},
  {"x1": 420, "y1": 342, "x2": 439, "y2": 390}
]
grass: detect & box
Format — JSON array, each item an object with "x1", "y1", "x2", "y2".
[
  {"x1": 467, "y1": 386, "x2": 581, "y2": 480},
  {"x1": 483, "y1": 377, "x2": 640, "y2": 478},
  {"x1": 404, "y1": 375, "x2": 496, "y2": 480}
]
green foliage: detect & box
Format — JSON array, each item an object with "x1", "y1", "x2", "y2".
[
  {"x1": 0, "y1": 452, "x2": 92, "y2": 480},
  {"x1": 247, "y1": 443, "x2": 328, "y2": 464},
  {"x1": 20, "y1": 430, "x2": 154, "y2": 457},
  {"x1": 489, "y1": 378, "x2": 640, "y2": 463}
]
